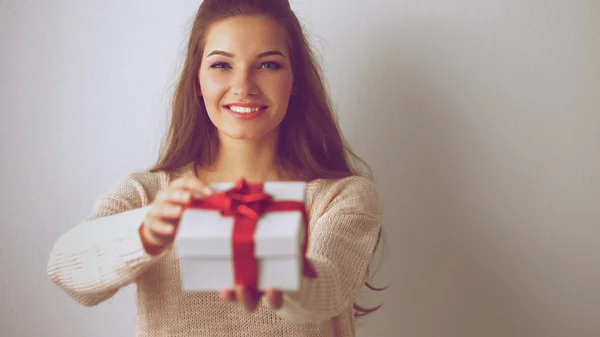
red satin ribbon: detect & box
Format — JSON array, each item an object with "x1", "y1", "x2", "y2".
[{"x1": 185, "y1": 179, "x2": 312, "y2": 289}]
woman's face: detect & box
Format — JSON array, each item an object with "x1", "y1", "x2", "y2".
[{"x1": 198, "y1": 15, "x2": 295, "y2": 141}]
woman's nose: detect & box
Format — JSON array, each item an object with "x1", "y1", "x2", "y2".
[{"x1": 231, "y1": 71, "x2": 259, "y2": 97}]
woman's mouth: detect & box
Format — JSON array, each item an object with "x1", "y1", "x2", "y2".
[{"x1": 224, "y1": 104, "x2": 268, "y2": 120}]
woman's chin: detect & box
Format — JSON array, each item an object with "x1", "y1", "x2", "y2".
[
  {"x1": 221, "y1": 129, "x2": 269, "y2": 141},
  {"x1": 219, "y1": 125, "x2": 280, "y2": 142}
]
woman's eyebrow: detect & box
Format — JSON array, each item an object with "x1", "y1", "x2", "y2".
[
  {"x1": 206, "y1": 50, "x2": 286, "y2": 58},
  {"x1": 257, "y1": 50, "x2": 285, "y2": 58}
]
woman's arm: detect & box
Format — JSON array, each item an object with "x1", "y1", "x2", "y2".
[
  {"x1": 46, "y1": 174, "x2": 166, "y2": 306},
  {"x1": 275, "y1": 176, "x2": 383, "y2": 323}
]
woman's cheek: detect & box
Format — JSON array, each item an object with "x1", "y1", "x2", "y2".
[
  {"x1": 268, "y1": 73, "x2": 295, "y2": 97},
  {"x1": 200, "y1": 72, "x2": 230, "y2": 98}
]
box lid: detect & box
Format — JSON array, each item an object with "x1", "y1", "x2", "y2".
[{"x1": 175, "y1": 181, "x2": 306, "y2": 258}]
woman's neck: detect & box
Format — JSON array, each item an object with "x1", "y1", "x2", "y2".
[{"x1": 197, "y1": 131, "x2": 290, "y2": 183}]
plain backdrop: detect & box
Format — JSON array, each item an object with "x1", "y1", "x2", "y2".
[{"x1": 1, "y1": 1, "x2": 599, "y2": 336}]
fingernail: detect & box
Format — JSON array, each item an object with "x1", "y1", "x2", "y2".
[
  {"x1": 193, "y1": 193, "x2": 204, "y2": 199},
  {"x1": 204, "y1": 187, "x2": 214, "y2": 195}
]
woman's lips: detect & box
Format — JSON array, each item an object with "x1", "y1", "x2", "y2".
[{"x1": 224, "y1": 104, "x2": 268, "y2": 120}]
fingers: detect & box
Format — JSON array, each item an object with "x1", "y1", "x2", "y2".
[
  {"x1": 219, "y1": 289, "x2": 236, "y2": 302},
  {"x1": 235, "y1": 285, "x2": 261, "y2": 312},
  {"x1": 143, "y1": 203, "x2": 182, "y2": 244},
  {"x1": 155, "y1": 189, "x2": 192, "y2": 205},
  {"x1": 220, "y1": 287, "x2": 283, "y2": 311},
  {"x1": 265, "y1": 289, "x2": 283, "y2": 310},
  {"x1": 148, "y1": 202, "x2": 183, "y2": 220},
  {"x1": 142, "y1": 176, "x2": 215, "y2": 249},
  {"x1": 141, "y1": 218, "x2": 177, "y2": 247},
  {"x1": 170, "y1": 175, "x2": 214, "y2": 198}
]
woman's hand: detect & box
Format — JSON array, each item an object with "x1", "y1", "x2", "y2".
[
  {"x1": 139, "y1": 174, "x2": 214, "y2": 255},
  {"x1": 220, "y1": 287, "x2": 283, "y2": 312},
  {"x1": 219, "y1": 260, "x2": 316, "y2": 312}
]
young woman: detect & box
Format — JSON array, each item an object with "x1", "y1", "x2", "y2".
[{"x1": 47, "y1": 1, "x2": 383, "y2": 336}]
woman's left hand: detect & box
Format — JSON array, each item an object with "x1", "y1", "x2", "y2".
[
  {"x1": 219, "y1": 260, "x2": 316, "y2": 312},
  {"x1": 219, "y1": 287, "x2": 283, "y2": 312}
]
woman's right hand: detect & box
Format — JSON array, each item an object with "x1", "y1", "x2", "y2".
[{"x1": 139, "y1": 175, "x2": 214, "y2": 255}]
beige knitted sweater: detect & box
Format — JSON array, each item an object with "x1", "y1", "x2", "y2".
[{"x1": 47, "y1": 168, "x2": 382, "y2": 337}]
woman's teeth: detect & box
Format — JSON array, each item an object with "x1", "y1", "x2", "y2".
[{"x1": 228, "y1": 106, "x2": 264, "y2": 113}]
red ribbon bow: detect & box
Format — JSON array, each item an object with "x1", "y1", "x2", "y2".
[{"x1": 185, "y1": 179, "x2": 314, "y2": 289}]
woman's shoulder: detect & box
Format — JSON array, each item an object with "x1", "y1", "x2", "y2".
[
  {"x1": 120, "y1": 162, "x2": 199, "y2": 200},
  {"x1": 101, "y1": 169, "x2": 171, "y2": 206},
  {"x1": 307, "y1": 174, "x2": 377, "y2": 191},
  {"x1": 306, "y1": 175, "x2": 382, "y2": 218},
  {"x1": 124, "y1": 170, "x2": 171, "y2": 191}
]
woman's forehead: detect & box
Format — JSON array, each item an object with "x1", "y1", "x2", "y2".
[{"x1": 203, "y1": 16, "x2": 289, "y2": 58}]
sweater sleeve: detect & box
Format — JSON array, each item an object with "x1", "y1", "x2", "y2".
[
  {"x1": 46, "y1": 173, "x2": 167, "y2": 307},
  {"x1": 275, "y1": 176, "x2": 383, "y2": 324}
]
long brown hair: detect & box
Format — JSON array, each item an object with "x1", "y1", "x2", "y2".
[{"x1": 150, "y1": 0, "x2": 385, "y2": 317}]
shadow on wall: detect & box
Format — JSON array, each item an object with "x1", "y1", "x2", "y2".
[{"x1": 344, "y1": 28, "x2": 525, "y2": 337}]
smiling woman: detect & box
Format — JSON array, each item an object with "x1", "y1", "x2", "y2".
[
  {"x1": 199, "y1": 16, "x2": 294, "y2": 141},
  {"x1": 46, "y1": 1, "x2": 384, "y2": 336}
]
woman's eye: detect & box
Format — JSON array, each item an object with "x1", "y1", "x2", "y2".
[
  {"x1": 210, "y1": 62, "x2": 231, "y2": 69},
  {"x1": 259, "y1": 61, "x2": 282, "y2": 70}
]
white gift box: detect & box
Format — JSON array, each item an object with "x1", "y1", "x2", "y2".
[{"x1": 175, "y1": 181, "x2": 307, "y2": 292}]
